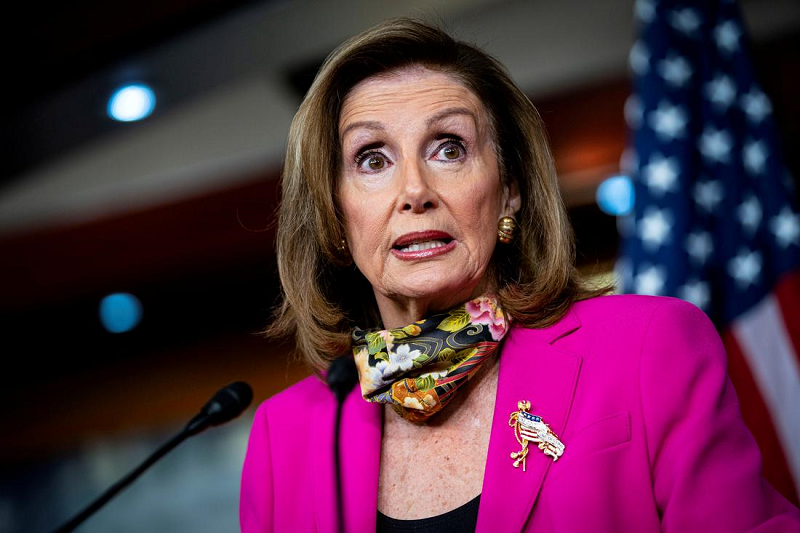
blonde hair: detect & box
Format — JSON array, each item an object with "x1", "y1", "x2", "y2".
[{"x1": 268, "y1": 18, "x2": 608, "y2": 372}]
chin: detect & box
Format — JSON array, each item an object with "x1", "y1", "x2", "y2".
[{"x1": 397, "y1": 275, "x2": 479, "y2": 303}]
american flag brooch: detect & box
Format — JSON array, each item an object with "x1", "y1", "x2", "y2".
[{"x1": 508, "y1": 400, "x2": 565, "y2": 471}]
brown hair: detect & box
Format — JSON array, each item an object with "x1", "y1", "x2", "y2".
[{"x1": 268, "y1": 18, "x2": 608, "y2": 372}]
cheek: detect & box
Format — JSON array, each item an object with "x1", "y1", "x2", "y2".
[
  {"x1": 460, "y1": 174, "x2": 504, "y2": 231},
  {"x1": 338, "y1": 183, "x2": 389, "y2": 258},
  {"x1": 476, "y1": 177, "x2": 506, "y2": 251},
  {"x1": 446, "y1": 182, "x2": 502, "y2": 267}
]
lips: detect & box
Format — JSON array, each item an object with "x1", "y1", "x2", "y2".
[
  {"x1": 391, "y1": 230, "x2": 456, "y2": 260},
  {"x1": 393, "y1": 230, "x2": 453, "y2": 248}
]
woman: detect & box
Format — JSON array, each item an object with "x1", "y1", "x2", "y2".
[{"x1": 240, "y1": 18, "x2": 799, "y2": 532}]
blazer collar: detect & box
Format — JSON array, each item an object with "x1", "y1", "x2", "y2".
[
  {"x1": 524, "y1": 305, "x2": 582, "y2": 345},
  {"x1": 476, "y1": 315, "x2": 583, "y2": 533}
]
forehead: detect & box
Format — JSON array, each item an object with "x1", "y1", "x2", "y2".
[{"x1": 338, "y1": 67, "x2": 489, "y2": 134}]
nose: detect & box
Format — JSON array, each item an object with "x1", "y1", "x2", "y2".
[{"x1": 397, "y1": 159, "x2": 438, "y2": 213}]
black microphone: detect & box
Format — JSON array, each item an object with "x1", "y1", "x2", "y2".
[
  {"x1": 53, "y1": 381, "x2": 253, "y2": 533},
  {"x1": 327, "y1": 356, "x2": 358, "y2": 533},
  {"x1": 327, "y1": 355, "x2": 359, "y2": 403},
  {"x1": 185, "y1": 380, "x2": 254, "y2": 435}
]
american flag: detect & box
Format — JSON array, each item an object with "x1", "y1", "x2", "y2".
[
  {"x1": 519, "y1": 412, "x2": 544, "y2": 442},
  {"x1": 619, "y1": 0, "x2": 800, "y2": 504}
]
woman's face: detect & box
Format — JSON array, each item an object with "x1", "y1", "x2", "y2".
[{"x1": 337, "y1": 67, "x2": 520, "y2": 323}]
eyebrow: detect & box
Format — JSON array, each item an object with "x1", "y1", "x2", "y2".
[
  {"x1": 340, "y1": 120, "x2": 385, "y2": 141},
  {"x1": 425, "y1": 107, "x2": 478, "y2": 128}
]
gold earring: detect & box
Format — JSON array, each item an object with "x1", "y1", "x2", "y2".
[
  {"x1": 334, "y1": 237, "x2": 353, "y2": 266},
  {"x1": 497, "y1": 216, "x2": 517, "y2": 244}
]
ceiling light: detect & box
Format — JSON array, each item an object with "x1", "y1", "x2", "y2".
[
  {"x1": 99, "y1": 292, "x2": 143, "y2": 333},
  {"x1": 107, "y1": 84, "x2": 156, "y2": 122}
]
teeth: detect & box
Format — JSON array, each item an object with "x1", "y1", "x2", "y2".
[{"x1": 399, "y1": 240, "x2": 447, "y2": 252}]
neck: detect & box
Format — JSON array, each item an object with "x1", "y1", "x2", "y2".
[{"x1": 374, "y1": 282, "x2": 490, "y2": 329}]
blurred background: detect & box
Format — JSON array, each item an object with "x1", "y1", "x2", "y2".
[{"x1": 1, "y1": 0, "x2": 798, "y2": 531}]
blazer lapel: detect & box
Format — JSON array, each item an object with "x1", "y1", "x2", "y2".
[
  {"x1": 312, "y1": 385, "x2": 382, "y2": 533},
  {"x1": 476, "y1": 316, "x2": 582, "y2": 533}
]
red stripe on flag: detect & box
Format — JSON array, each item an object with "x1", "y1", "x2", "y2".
[
  {"x1": 723, "y1": 329, "x2": 800, "y2": 506},
  {"x1": 773, "y1": 269, "x2": 800, "y2": 365}
]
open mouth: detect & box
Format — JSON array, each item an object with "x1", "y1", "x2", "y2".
[
  {"x1": 394, "y1": 239, "x2": 453, "y2": 253},
  {"x1": 391, "y1": 230, "x2": 455, "y2": 258}
]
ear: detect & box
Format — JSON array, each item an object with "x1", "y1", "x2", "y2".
[{"x1": 502, "y1": 180, "x2": 522, "y2": 217}]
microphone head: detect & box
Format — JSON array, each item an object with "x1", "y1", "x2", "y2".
[
  {"x1": 327, "y1": 356, "x2": 359, "y2": 403},
  {"x1": 202, "y1": 381, "x2": 253, "y2": 426}
]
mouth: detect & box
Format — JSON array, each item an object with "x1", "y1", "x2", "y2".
[
  {"x1": 395, "y1": 240, "x2": 450, "y2": 252},
  {"x1": 391, "y1": 230, "x2": 456, "y2": 260}
]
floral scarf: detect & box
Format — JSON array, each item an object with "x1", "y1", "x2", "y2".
[{"x1": 352, "y1": 294, "x2": 510, "y2": 423}]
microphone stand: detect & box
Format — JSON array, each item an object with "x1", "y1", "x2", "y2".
[
  {"x1": 333, "y1": 399, "x2": 346, "y2": 533},
  {"x1": 52, "y1": 381, "x2": 252, "y2": 533},
  {"x1": 327, "y1": 357, "x2": 359, "y2": 533},
  {"x1": 53, "y1": 427, "x2": 193, "y2": 533}
]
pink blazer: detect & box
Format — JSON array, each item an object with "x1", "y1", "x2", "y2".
[{"x1": 240, "y1": 295, "x2": 800, "y2": 532}]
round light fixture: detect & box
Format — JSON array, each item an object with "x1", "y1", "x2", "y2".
[
  {"x1": 107, "y1": 84, "x2": 156, "y2": 122},
  {"x1": 596, "y1": 174, "x2": 635, "y2": 216},
  {"x1": 99, "y1": 292, "x2": 143, "y2": 333}
]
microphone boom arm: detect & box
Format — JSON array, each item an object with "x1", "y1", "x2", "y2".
[{"x1": 51, "y1": 381, "x2": 253, "y2": 533}]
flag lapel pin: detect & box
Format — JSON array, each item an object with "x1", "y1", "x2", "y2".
[{"x1": 508, "y1": 400, "x2": 565, "y2": 471}]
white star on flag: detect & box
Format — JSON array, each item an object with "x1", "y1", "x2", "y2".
[
  {"x1": 638, "y1": 207, "x2": 673, "y2": 251},
  {"x1": 738, "y1": 195, "x2": 762, "y2": 235},
  {"x1": 658, "y1": 54, "x2": 693, "y2": 88},
  {"x1": 686, "y1": 230, "x2": 714, "y2": 265},
  {"x1": 629, "y1": 41, "x2": 650, "y2": 76},
  {"x1": 642, "y1": 154, "x2": 680, "y2": 195},
  {"x1": 741, "y1": 89, "x2": 772, "y2": 124},
  {"x1": 694, "y1": 179, "x2": 724, "y2": 213},
  {"x1": 635, "y1": 265, "x2": 667, "y2": 295},
  {"x1": 669, "y1": 8, "x2": 702, "y2": 37},
  {"x1": 648, "y1": 100, "x2": 688, "y2": 141},
  {"x1": 698, "y1": 127, "x2": 733, "y2": 164},
  {"x1": 679, "y1": 279, "x2": 711, "y2": 310},
  {"x1": 728, "y1": 249, "x2": 762, "y2": 289},
  {"x1": 714, "y1": 20, "x2": 740, "y2": 54},
  {"x1": 770, "y1": 206, "x2": 800, "y2": 248},
  {"x1": 743, "y1": 139, "x2": 769, "y2": 175},
  {"x1": 705, "y1": 74, "x2": 736, "y2": 110}
]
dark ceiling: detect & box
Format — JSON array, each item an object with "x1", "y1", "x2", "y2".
[
  {"x1": 9, "y1": 0, "x2": 263, "y2": 107},
  {"x1": 3, "y1": 0, "x2": 265, "y2": 183}
]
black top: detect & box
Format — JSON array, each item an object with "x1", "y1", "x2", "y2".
[{"x1": 376, "y1": 495, "x2": 481, "y2": 533}]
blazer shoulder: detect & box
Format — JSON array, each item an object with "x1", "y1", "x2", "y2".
[
  {"x1": 571, "y1": 294, "x2": 710, "y2": 330},
  {"x1": 573, "y1": 293, "x2": 700, "y2": 314},
  {"x1": 509, "y1": 294, "x2": 718, "y2": 364},
  {"x1": 564, "y1": 294, "x2": 723, "y2": 372},
  {"x1": 512, "y1": 294, "x2": 710, "y2": 346}
]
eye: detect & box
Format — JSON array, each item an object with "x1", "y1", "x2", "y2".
[
  {"x1": 367, "y1": 154, "x2": 385, "y2": 170},
  {"x1": 443, "y1": 146, "x2": 460, "y2": 159},
  {"x1": 355, "y1": 151, "x2": 389, "y2": 172},
  {"x1": 434, "y1": 140, "x2": 466, "y2": 161}
]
